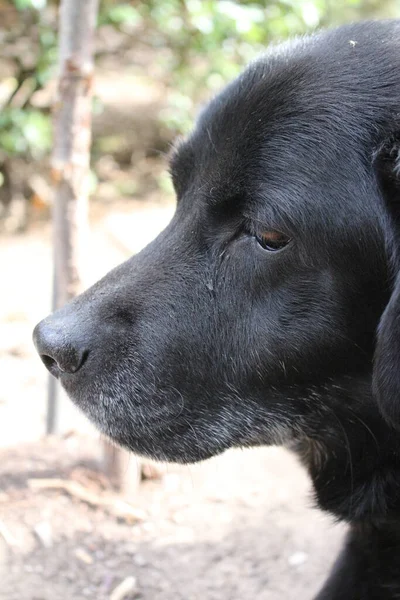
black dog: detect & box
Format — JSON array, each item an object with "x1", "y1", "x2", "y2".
[{"x1": 34, "y1": 20, "x2": 400, "y2": 599}]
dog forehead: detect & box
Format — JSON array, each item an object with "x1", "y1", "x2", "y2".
[
  {"x1": 170, "y1": 21, "x2": 400, "y2": 240},
  {"x1": 172, "y1": 19, "x2": 400, "y2": 192},
  {"x1": 172, "y1": 40, "x2": 353, "y2": 207},
  {"x1": 170, "y1": 64, "x2": 309, "y2": 207},
  {"x1": 172, "y1": 70, "x2": 345, "y2": 227}
]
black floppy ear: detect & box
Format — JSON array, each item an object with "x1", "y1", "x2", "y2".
[
  {"x1": 374, "y1": 273, "x2": 400, "y2": 425},
  {"x1": 373, "y1": 136, "x2": 400, "y2": 425}
]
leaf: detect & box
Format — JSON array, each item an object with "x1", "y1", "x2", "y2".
[
  {"x1": 14, "y1": 0, "x2": 46, "y2": 10},
  {"x1": 101, "y1": 4, "x2": 141, "y2": 26}
]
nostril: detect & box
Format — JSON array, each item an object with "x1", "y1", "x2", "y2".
[
  {"x1": 39, "y1": 348, "x2": 89, "y2": 376},
  {"x1": 40, "y1": 354, "x2": 62, "y2": 378},
  {"x1": 40, "y1": 350, "x2": 88, "y2": 377},
  {"x1": 41, "y1": 354, "x2": 58, "y2": 371}
]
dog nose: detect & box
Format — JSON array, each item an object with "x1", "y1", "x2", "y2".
[{"x1": 33, "y1": 318, "x2": 88, "y2": 378}]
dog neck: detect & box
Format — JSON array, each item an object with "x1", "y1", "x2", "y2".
[
  {"x1": 314, "y1": 522, "x2": 400, "y2": 600},
  {"x1": 292, "y1": 375, "x2": 400, "y2": 524},
  {"x1": 286, "y1": 375, "x2": 400, "y2": 599}
]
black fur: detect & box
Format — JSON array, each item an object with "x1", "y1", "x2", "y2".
[{"x1": 33, "y1": 21, "x2": 400, "y2": 599}]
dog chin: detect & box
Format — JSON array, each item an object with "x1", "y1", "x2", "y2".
[
  {"x1": 62, "y1": 390, "x2": 225, "y2": 463},
  {"x1": 100, "y1": 415, "x2": 294, "y2": 466},
  {"x1": 62, "y1": 376, "x2": 297, "y2": 463},
  {"x1": 100, "y1": 420, "x2": 230, "y2": 464}
]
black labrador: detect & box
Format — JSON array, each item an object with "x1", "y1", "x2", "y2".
[{"x1": 33, "y1": 20, "x2": 400, "y2": 600}]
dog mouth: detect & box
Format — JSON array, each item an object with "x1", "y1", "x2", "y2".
[
  {"x1": 63, "y1": 383, "x2": 231, "y2": 462},
  {"x1": 34, "y1": 315, "x2": 302, "y2": 463},
  {"x1": 57, "y1": 362, "x2": 299, "y2": 463}
]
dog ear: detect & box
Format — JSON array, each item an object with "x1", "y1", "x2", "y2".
[
  {"x1": 374, "y1": 274, "x2": 400, "y2": 425},
  {"x1": 373, "y1": 136, "x2": 400, "y2": 425}
]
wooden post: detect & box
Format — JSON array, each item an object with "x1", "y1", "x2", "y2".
[
  {"x1": 48, "y1": 0, "x2": 98, "y2": 433},
  {"x1": 49, "y1": 0, "x2": 140, "y2": 496}
]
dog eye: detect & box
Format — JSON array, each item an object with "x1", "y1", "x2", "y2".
[{"x1": 255, "y1": 230, "x2": 291, "y2": 251}]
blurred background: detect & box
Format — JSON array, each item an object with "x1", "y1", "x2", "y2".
[{"x1": 1, "y1": 1, "x2": 399, "y2": 599}]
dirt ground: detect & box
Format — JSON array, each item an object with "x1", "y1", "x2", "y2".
[
  {"x1": 0, "y1": 199, "x2": 347, "y2": 600},
  {"x1": 1, "y1": 437, "x2": 347, "y2": 600}
]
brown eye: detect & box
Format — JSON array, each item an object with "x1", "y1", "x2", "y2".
[{"x1": 255, "y1": 230, "x2": 291, "y2": 252}]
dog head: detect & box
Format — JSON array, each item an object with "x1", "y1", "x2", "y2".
[{"x1": 33, "y1": 22, "x2": 400, "y2": 462}]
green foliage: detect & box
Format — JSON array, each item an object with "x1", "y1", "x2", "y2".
[
  {"x1": 0, "y1": 108, "x2": 51, "y2": 157},
  {"x1": 1, "y1": 0, "x2": 55, "y2": 160},
  {"x1": 98, "y1": 0, "x2": 400, "y2": 134},
  {"x1": 13, "y1": 0, "x2": 46, "y2": 9},
  {"x1": 0, "y1": 0, "x2": 399, "y2": 160},
  {"x1": 99, "y1": 3, "x2": 142, "y2": 26},
  {"x1": 139, "y1": 0, "x2": 316, "y2": 132}
]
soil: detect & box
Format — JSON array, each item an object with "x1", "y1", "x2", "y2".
[
  {"x1": 1, "y1": 438, "x2": 346, "y2": 600},
  {"x1": 0, "y1": 199, "x2": 347, "y2": 600}
]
